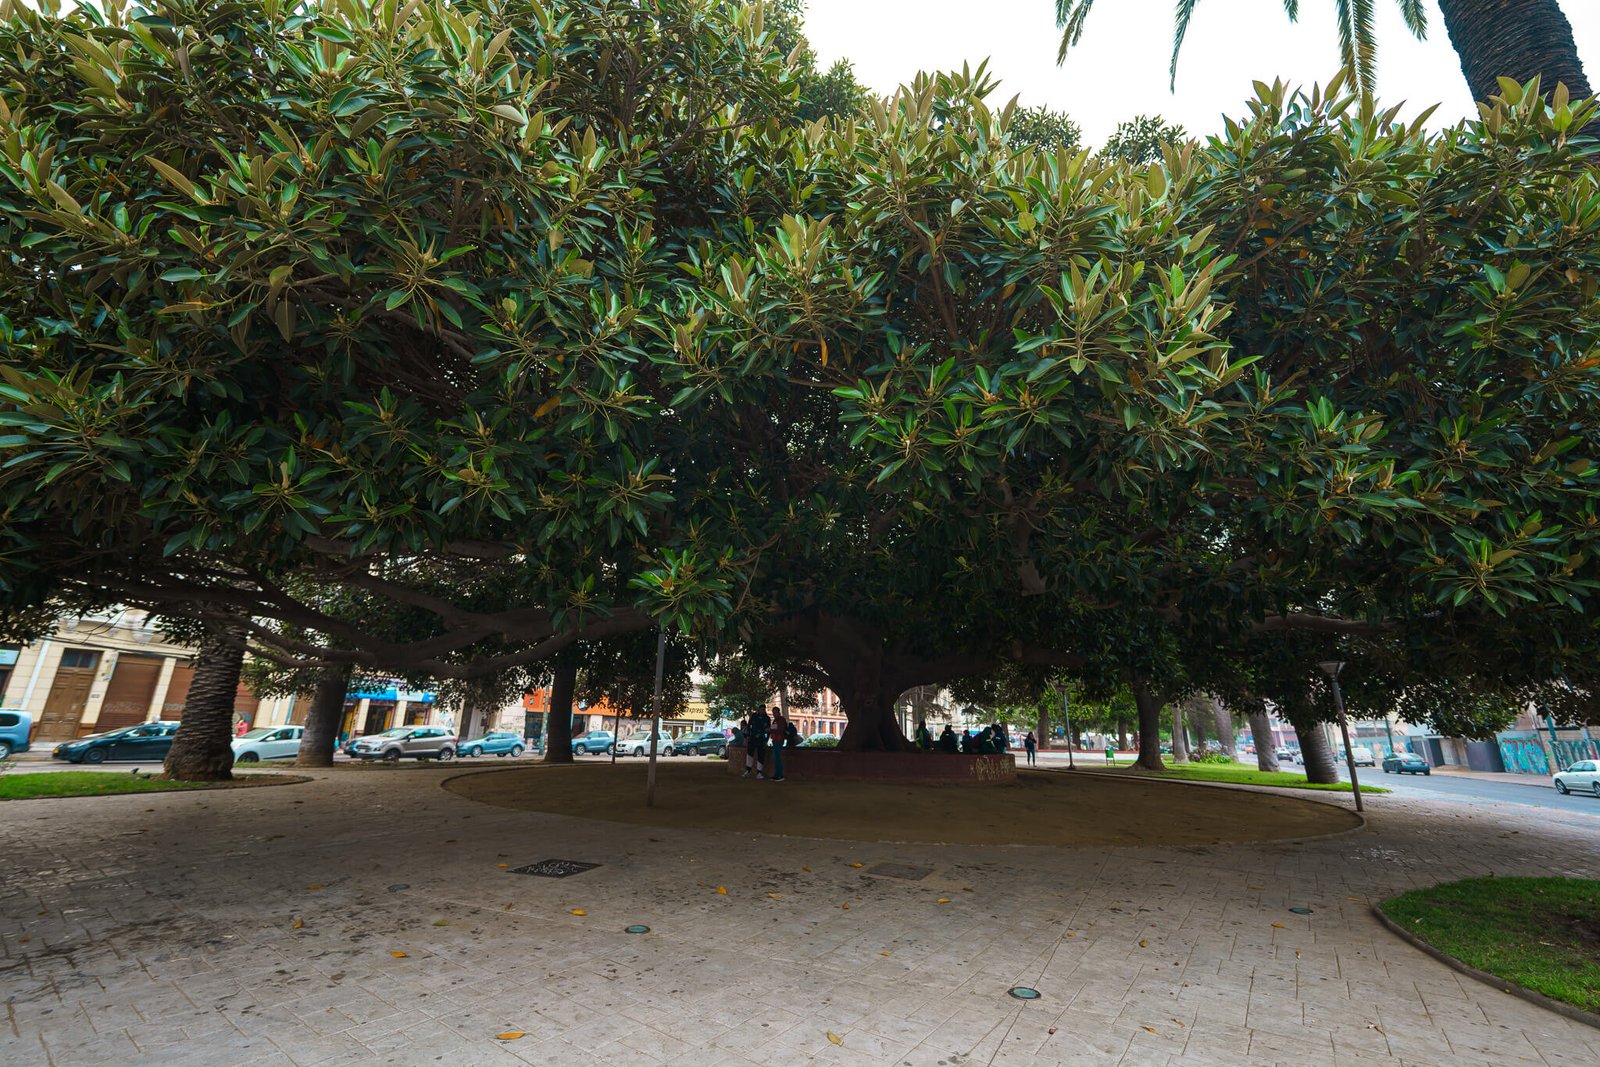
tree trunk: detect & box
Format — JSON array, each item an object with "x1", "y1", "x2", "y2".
[
  {"x1": 1117, "y1": 718, "x2": 1128, "y2": 753},
  {"x1": 543, "y1": 656, "x2": 577, "y2": 764},
  {"x1": 1287, "y1": 711, "x2": 1340, "y2": 784},
  {"x1": 1248, "y1": 701, "x2": 1280, "y2": 772},
  {"x1": 1130, "y1": 679, "x2": 1166, "y2": 771},
  {"x1": 1437, "y1": 0, "x2": 1591, "y2": 104},
  {"x1": 163, "y1": 627, "x2": 246, "y2": 781},
  {"x1": 837, "y1": 689, "x2": 912, "y2": 751},
  {"x1": 1190, "y1": 700, "x2": 1207, "y2": 752},
  {"x1": 1036, "y1": 704, "x2": 1050, "y2": 750},
  {"x1": 1211, "y1": 696, "x2": 1235, "y2": 760},
  {"x1": 295, "y1": 666, "x2": 351, "y2": 768},
  {"x1": 1170, "y1": 700, "x2": 1190, "y2": 763}
]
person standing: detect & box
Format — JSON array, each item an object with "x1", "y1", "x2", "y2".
[
  {"x1": 743, "y1": 706, "x2": 771, "y2": 779},
  {"x1": 915, "y1": 719, "x2": 933, "y2": 751},
  {"x1": 767, "y1": 705, "x2": 787, "y2": 782},
  {"x1": 1023, "y1": 731, "x2": 1037, "y2": 767},
  {"x1": 938, "y1": 724, "x2": 958, "y2": 753}
]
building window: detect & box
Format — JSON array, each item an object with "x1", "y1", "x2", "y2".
[{"x1": 59, "y1": 649, "x2": 100, "y2": 669}]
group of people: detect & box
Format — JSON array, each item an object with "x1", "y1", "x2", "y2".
[
  {"x1": 914, "y1": 721, "x2": 1039, "y2": 765},
  {"x1": 731, "y1": 705, "x2": 800, "y2": 781}
]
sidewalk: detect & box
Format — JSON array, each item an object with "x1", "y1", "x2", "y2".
[
  {"x1": 2, "y1": 761, "x2": 1597, "y2": 1066},
  {"x1": 1427, "y1": 765, "x2": 1554, "y2": 788}
]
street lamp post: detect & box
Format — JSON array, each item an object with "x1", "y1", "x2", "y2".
[
  {"x1": 645, "y1": 623, "x2": 667, "y2": 808},
  {"x1": 1318, "y1": 661, "x2": 1363, "y2": 813}
]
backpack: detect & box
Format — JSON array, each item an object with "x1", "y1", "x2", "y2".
[{"x1": 749, "y1": 710, "x2": 771, "y2": 737}]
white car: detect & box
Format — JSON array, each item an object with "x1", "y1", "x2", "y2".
[
  {"x1": 616, "y1": 731, "x2": 672, "y2": 756},
  {"x1": 232, "y1": 725, "x2": 305, "y2": 763},
  {"x1": 1553, "y1": 759, "x2": 1600, "y2": 797},
  {"x1": 1348, "y1": 746, "x2": 1376, "y2": 767}
]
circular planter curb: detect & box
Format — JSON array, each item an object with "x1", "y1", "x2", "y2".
[{"x1": 1371, "y1": 904, "x2": 1600, "y2": 1031}]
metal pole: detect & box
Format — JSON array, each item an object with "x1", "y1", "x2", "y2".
[
  {"x1": 645, "y1": 624, "x2": 667, "y2": 808},
  {"x1": 1329, "y1": 676, "x2": 1363, "y2": 813},
  {"x1": 1063, "y1": 690, "x2": 1075, "y2": 770},
  {"x1": 1384, "y1": 715, "x2": 1395, "y2": 756}
]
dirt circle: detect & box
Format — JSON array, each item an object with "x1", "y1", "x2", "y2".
[{"x1": 444, "y1": 761, "x2": 1360, "y2": 847}]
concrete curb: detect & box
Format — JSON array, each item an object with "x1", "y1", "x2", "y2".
[{"x1": 1371, "y1": 905, "x2": 1600, "y2": 1031}]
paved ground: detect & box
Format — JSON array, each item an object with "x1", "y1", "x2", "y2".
[{"x1": 1, "y1": 762, "x2": 1596, "y2": 1067}]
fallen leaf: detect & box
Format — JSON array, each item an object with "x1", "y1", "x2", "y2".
[
  {"x1": 495, "y1": 1032, "x2": 525, "y2": 1041},
  {"x1": 936, "y1": 898, "x2": 951, "y2": 904},
  {"x1": 802, "y1": 866, "x2": 811, "y2": 872},
  {"x1": 503, "y1": 903, "x2": 514, "y2": 911},
  {"x1": 292, "y1": 920, "x2": 303, "y2": 930},
  {"x1": 433, "y1": 920, "x2": 450, "y2": 927},
  {"x1": 18, "y1": 935, "x2": 29, "y2": 944},
  {"x1": 715, "y1": 885, "x2": 728, "y2": 895},
  {"x1": 849, "y1": 863, "x2": 863, "y2": 869},
  {"x1": 827, "y1": 1032, "x2": 843, "y2": 1045},
  {"x1": 766, "y1": 893, "x2": 782, "y2": 901},
  {"x1": 1139, "y1": 939, "x2": 1149, "y2": 948},
  {"x1": 1142, "y1": 1026, "x2": 1158, "y2": 1034},
  {"x1": 570, "y1": 909, "x2": 587, "y2": 916},
  {"x1": 879, "y1": 951, "x2": 891, "y2": 957},
  {"x1": 1271, "y1": 923, "x2": 1285, "y2": 929},
  {"x1": 841, "y1": 903, "x2": 850, "y2": 910},
  {"x1": 1346, "y1": 896, "x2": 1362, "y2": 901},
  {"x1": 390, "y1": 951, "x2": 408, "y2": 958},
  {"x1": 497, "y1": 864, "x2": 509, "y2": 869},
  {"x1": 1294, "y1": 949, "x2": 1301, "y2": 959},
  {"x1": 1047, "y1": 1027, "x2": 1057, "y2": 1035}
]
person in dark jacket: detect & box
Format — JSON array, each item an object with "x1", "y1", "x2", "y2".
[{"x1": 938, "y1": 724, "x2": 959, "y2": 753}]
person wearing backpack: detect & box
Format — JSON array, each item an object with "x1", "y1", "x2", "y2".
[{"x1": 743, "y1": 706, "x2": 771, "y2": 779}]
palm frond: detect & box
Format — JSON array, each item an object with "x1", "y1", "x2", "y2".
[
  {"x1": 1168, "y1": 0, "x2": 1201, "y2": 91},
  {"x1": 1055, "y1": 0, "x2": 1096, "y2": 66},
  {"x1": 1396, "y1": 0, "x2": 1427, "y2": 38},
  {"x1": 1334, "y1": 0, "x2": 1377, "y2": 93},
  {"x1": 1281, "y1": 0, "x2": 1301, "y2": 19}
]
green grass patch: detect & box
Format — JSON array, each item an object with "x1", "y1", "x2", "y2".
[
  {"x1": 0, "y1": 771, "x2": 283, "y2": 800},
  {"x1": 1099, "y1": 760, "x2": 1390, "y2": 794},
  {"x1": 1381, "y1": 877, "x2": 1600, "y2": 1013}
]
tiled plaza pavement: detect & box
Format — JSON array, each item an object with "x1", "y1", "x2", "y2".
[{"x1": 1, "y1": 763, "x2": 1597, "y2": 1067}]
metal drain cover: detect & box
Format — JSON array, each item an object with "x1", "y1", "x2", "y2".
[
  {"x1": 508, "y1": 859, "x2": 601, "y2": 878},
  {"x1": 862, "y1": 862, "x2": 934, "y2": 881}
]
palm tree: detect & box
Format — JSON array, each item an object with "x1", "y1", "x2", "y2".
[{"x1": 1056, "y1": 0, "x2": 1590, "y2": 101}]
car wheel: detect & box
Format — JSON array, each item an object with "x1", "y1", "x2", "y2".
[
  {"x1": 438, "y1": 747, "x2": 454, "y2": 761},
  {"x1": 664, "y1": 746, "x2": 676, "y2": 757},
  {"x1": 383, "y1": 748, "x2": 401, "y2": 763},
  {"x1": 82, "y1": 748, "x2": 107, "y2": 764},
  {"x1": 236, "y1": 752, "x2": 260, "y2": 763},
  {"x1": 1422, "y1": 768, "x2": 1430, "y2": 775},
  {"x1": 605, "y1": 743, "x2": 615, "y2": 755},
  {"x1": 715, "y1": 745, "x2": 726, "y2": 758},
  {"x1": 1556, "y1": 779, "x2": 1570, "y2": 794},
  {"x1": 511, "y1": 746, "x2": 524, "y2": 758},
  {"x1": 0, "y1": 740, "x2": 11, "y2": 759},
  {"x1": 1592, "y1": 782, "x2": 1600, "y2": 799},
  {"x1": 469, "y1": 745, "x2": 483, "y2": 757}
]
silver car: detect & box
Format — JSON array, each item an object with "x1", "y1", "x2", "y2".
[{"x1": 351, "y1": 726, "x2": 457, "y2": 763}]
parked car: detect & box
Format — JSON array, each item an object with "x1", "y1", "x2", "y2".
[
  {"x1": 1348, "y1": 745, "x2": 1377, "y2": 767},
  {"x1": 53, "y1": 721, "x2": 179, "y2": 764},
  {"x1": 350, "y1": 726, "x2": 457, "y2": 762},
  {"x1": 232, "y1": 725, "x2": 305, "y2": 763},
  {"x1": 671, "y1": 729, "x2": 730, "y2": 756},
  {"x1": 1381, "y1": 751, "x2": 1431, "y2": 775},
  {"x1": 0, "y1": 708, "x2": 32, "y2": 759},
  {"x1": 460, "y1": 731, "x2": 526, "y2": 758},
  {"x1": 614, "y1": 730, "x2": 673, "y2": 757},
  {"x1": 571, "y1": 730, "x2": 615, "y2": 755},
  {"x1": 1553, "y1": 759, "x2": 1600, "y2": 797}
]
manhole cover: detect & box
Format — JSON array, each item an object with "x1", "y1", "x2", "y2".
[
  {"x1": 1288, "y1": 907, "x2": 1313, "y2": 915},
  {"x1": 625, "y1": 925, "x2": 651, "y2": 934},
  {"x1": 509, "y1": 860, "x2": 601, "y2": 878},
  {"x1": 862, "y1": 862, "x2": 933, "y2": 881},
  {"x1": 1007, "y1": 986, "x2": 1042, "y2": 1001}
]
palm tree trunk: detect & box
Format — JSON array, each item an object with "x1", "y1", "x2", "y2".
[
  {"x1": 1437, "y1": 0, "x2": 1591, "y2": 102},
  {"x1": 1171, "y1": 701, "x2": 1190, "y2": 762},
  {"x1": 1248, "y1": 701, "x2": 1281, "y2": 772},
  {"x1": 295, "y1": 665, "x2": 351, "y2": 768},
  {"x1": 1287, "y1": 710, "x2": 1341, "y2": 785},
  {"x1": 163, "y1": 627, "x2": 246, "y2": 781},
  {"x1": 1211, "y1": 696, "x2": 1235, "y2": 760}
]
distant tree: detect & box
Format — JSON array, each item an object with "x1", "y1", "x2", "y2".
[
  {"x1": 1099, "y1": 115, "x2": 1186, "y2": 165},
  {"x1": 1008, "y1": 104, "x2": 1082, "y2": 152}
]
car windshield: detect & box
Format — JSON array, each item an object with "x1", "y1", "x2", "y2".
[
  {"x1": 376, "y1": 728, "x2": 411, "y2": 737},
  {"x1": 238, "y1": 728, "x2": 274, "y2": 740}
]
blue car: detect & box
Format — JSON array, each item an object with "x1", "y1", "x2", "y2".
[
  {"x1": 459, "y1": 731, "x2": 527, "y2": 758},
  {"x1": 53, "y1": 721, "x2": 179, "y2": 763},
  {"x1": 0, "y1": 708, "x2": 32, "y2": 759}
]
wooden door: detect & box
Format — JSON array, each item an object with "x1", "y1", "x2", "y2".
[
  {"x1": 36, "y1": 649, "x2": 101, "y2": 741},
  {"x1": 96, "y1": 654, "x2": 163, "y2": 730},
  {"x1": 161, "y1": 662, "x2": 196, "y2": 719}
]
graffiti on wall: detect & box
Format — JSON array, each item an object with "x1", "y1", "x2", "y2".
[
  {"x1": 1552, "y1": 737, "x2": 1600, "y2": 770},
  {"x1": 1496, "y1": 736, "x2": 1550, "y2": 776}
]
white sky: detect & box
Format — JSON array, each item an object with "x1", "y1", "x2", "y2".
[{"x1": 801, "y1": 0, "x2": 1600, "y2": 147}]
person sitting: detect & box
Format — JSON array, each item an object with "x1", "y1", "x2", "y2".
[
  {"x1": 977, "y1": 726, "x2": 998, "y2": 754},
  {"x1": 959, "y1": 730, "x2": 974, "y2": 754},
  {"x1": 938, "y1": 724, "x2": 959, "y2": 753}
]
